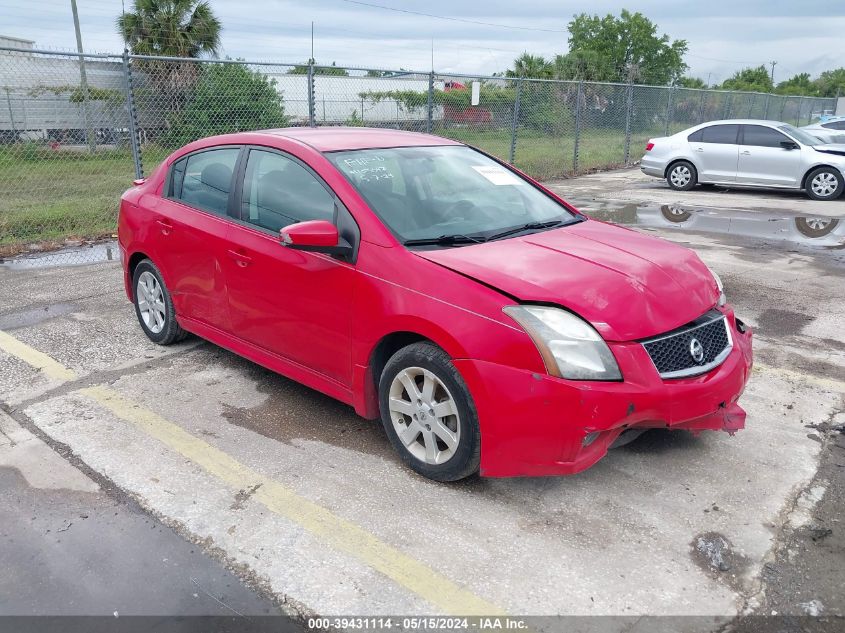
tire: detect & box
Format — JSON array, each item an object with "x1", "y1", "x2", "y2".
[
  {"x1": 795, "y1": 217, "x2": 839, "y2": 238},
  {"x1": 805, "y1": 167, "x2": 844, "y2": 201},
  {"x1": 666, "y1": 161, "x2": 697, "y2": 191},
  {"x1": 131, "y1": 259, "x2": 188, "y2": 345},
  {"x1": 378, "y1": 342, "x2": 480, "y2": 482}
]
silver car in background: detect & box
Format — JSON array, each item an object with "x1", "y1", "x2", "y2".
[
  {"x1": 802, "y1": 116, "x2": 845, "y2": 144},
  {"x1": 640, "y1": 119, "x2": 845, "y2": 200}
]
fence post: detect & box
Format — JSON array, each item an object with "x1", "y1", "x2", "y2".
[
  {"x1": 427, "y1": 72, "x2": 434, "y2": 134},
  {"x1": 763, "y1": 93, "x2": 770, "y2": 119},
  {"x1": 723, "y1": 94, "x2": 732, "y2": 119},
  {"x1": 4, "y1": 87, "x2": 15, "y2": 136},
  {"x1": 664, "y1": 86, "x2": 674, "y2": 137},
  {"x1": 623, "y1": 81, "x2": 634, "y2": 165},
  {"x1": 746, "y1": 94, "x2": 756, "y2": 118},
  {"x1": 121, "y1": 51, "x2": 143, "y2": 180},
  {"x1": 573, "y1": 81, "x2": 583, "y2": 174},
  {"x1": 697, "y1": 90, "x2": 707, "y2": 124},
  {"x1": 307, "y1": 62, "x2": 315, "y2": 127},
  {"x1": 508, "y1": 77, "x2": 523, "y2": 164}
]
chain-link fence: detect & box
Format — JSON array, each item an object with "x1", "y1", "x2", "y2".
[{"x1": 1, "y1": 45, "x2": 837, "y2": 260}]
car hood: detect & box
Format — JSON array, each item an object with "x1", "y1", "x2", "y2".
[
  {"x1": 415, "y1": 220, "x2": 719, "y2": 341},
  {"x1": 814, "y1": 144, "x2": 845, "y2": 156}
]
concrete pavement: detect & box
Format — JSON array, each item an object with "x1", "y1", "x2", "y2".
[{"x1": 0, "y1": 169, "x2": 843, "y2": 624}]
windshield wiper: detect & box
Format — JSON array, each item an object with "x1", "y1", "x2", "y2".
[
  {"x1": 486, "y1": 218, "x2": 578, "y2": 242},
  {"x1": 403, "y1": 234, "x2": 487, "y2": 247}
]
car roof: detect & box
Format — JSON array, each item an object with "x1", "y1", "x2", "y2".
[
  {"x1": 254, "y1": 126, "x2": 463, "y2": 152},
  {"x1": 694, "y1": 119, "x2": 789, "y2": 127}
]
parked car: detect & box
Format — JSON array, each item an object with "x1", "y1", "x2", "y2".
[
  {"x1": 119, "y1": 127, "x2": 753, "y2": 481},
  {"x1": 802, "y1": 115, "x2": 845, "y2": 144},
  {"x1": 641, "y1": 119, "x2": 845, "y2": 200}
]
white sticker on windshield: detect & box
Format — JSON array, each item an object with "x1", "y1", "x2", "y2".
[{"x1": 471, "y1": 165, "x2": 524, "y2": 186}]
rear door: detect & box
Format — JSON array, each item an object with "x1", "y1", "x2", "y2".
[
  {"x1": 688, "y1": 124, "x2": 739, "y2": 182},
  {"x1": 148, "y1": 146, "x2": 241, "y2": 331},
  {"x1": 736, "y1": 125, "x2": 802, "y2": 187},
  {"x1": 222, "y1": 147, "x2": 356, "y2": 386}
]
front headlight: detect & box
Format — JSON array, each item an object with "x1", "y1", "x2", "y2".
[
  {"x1": 503, "y1": 306, "x2": 622, "y2": 381},
  {"x1": 707, "y1": 266, "x2": 726, "y2": 306}
]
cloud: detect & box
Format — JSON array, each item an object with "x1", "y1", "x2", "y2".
[{"x1": 1, "y1": 0, "x2": 843, "y2": 81}]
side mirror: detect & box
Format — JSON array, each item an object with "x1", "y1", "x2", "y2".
[
  {"x1": 280, "y1": 220, "x2": 352, "y2": 257},
  {"x1": 780, "y1": 140, "x2": 800, "y2": 150}
]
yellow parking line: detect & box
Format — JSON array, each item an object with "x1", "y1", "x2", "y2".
[
  {"x1": 0, "y1": 330, "x2": 78, "y2": 382},
  {"x1": 753, "y1": 362, "x2": 845, "y2": 393},
  {"x1": 78, "y1": 385, "x2": 504, "y2": 616},
  {"x1": 0, "y1": 327, "x2": 501, "y2": 614}
]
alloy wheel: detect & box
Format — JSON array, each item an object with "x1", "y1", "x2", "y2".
[
  {"x1": 136, "y1": 271, "x2": 166, "y2": 334},
  {"x1": 387, "y1": 366, "x2": 460, "y2": 465}
]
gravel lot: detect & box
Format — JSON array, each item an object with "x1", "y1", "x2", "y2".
[{"x1": 0, "y1": 168, "x2": 843, "y2": 628}]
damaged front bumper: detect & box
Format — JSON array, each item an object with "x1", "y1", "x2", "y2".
[{"x1": 455, "y1": 307, "x2": 753, "y2": 478}]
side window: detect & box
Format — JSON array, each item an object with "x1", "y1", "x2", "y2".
[
  {"x1": 174, "y1": 147, "x2": 240, "y2": 216},
  {"x1": 700, "y1": 125, "x2": 739, "y2": 144},
  {"x1": 742, "y1": 125, "x2": 790, "y2": 148},
  {"x1": 822, "y1": 120, "x2": 845, "y2": 130},
  {"x1": 241, "y1": 149, "x2": 335, "y2": 233},
  {"x1": 687, "y1": 129, "x2": 703, "y2": 142}
]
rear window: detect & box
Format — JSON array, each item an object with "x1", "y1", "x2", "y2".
[
  {"x1": 700, "y1": 125, "x2": 739, "y2": 144},
  {"x1": 822, "y1": 120, "x2": 845, "y2": 131}
]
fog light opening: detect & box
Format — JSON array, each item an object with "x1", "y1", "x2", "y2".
[
  {"x1": 735, "y1": 317, "x2": 747, "y2": 334},
  {"x1": 582, "y1": 431, "x2": 601, "y2": 447}
]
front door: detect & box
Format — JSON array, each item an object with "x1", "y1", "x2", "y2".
[
  {"x1": 223, "y1": 147, "x2": 355, "y2": 386},
  {"x1": 146, "y1": 146, "x2": 241, "y2": 331},
  {"x1": 736, "y1": 125, "x2": 802, "y2": 187}
]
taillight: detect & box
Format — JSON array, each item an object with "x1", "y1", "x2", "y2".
[{"x1": 645, "y1": 142, "x2": 655, "y2": 151}]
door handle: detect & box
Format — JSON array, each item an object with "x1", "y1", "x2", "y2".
[
  {"x1": 694, "y1": 147, "x2": 704, "y2": 152},
  {"x1": 155, "y1": 218, "x2": 173, "y2": 235},
  {"x1": 227, "y1": 249, "x2": 252, "y2": 267},
  {"x1": 740, "y1": 150, "x2": 751, "y2": 155}
]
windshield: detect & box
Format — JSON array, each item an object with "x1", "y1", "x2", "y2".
[
  {"x1": 779, "y1": 124, "x2": 823, "y2": 146},
  {"x1": 326, "y1": 145, "x2": 578, "y2": 246}
]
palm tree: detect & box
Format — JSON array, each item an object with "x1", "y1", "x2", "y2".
[
  {"x1": 117, "y1": 0, "x2": 222, "y2": 116},
  {"x1": 507, "y1": 53, "x2": 552, "y2": 79},
  {"x1": 117, "y1": 0, "x2": 221, "y2": 58}
]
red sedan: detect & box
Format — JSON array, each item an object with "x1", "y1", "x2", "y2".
[{"x1": 118, "y1": 128, "x2": 753, "y2": 481}]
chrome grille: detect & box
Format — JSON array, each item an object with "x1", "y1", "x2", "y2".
[{"x1": 641, "y1": 311, "x2": 733, "y2": 379}]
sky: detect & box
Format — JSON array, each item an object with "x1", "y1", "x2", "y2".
[{"x1": 1, "y1": 0, "x2": 844, "y2": 84}]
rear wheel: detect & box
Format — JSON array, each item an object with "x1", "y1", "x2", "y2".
[
  {"x1": 666, "y1": 161, "x2": 697, "y2": 191},
  {"x1": 132, "y1": 259, "x2": 187, "y2": 345},
  {"x1": 378, "y1": 343, "x2": 480, "y2": 481},
  {"x1": 805, "y1": 167, "x2": 844, "y2": 201}
]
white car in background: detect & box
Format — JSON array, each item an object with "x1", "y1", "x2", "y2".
[
  {"x1": 640, "y1": 119, "x2": 845, "y2": 200},
  {"x1": 802, "y1": 115, "x2": 845, "y2": 144}
]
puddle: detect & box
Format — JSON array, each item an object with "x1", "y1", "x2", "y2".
[
  {"x1": 0, "y1": 241, "x2": 119, "y2": 270},
  {"x1": 571, "y1": 200, "x2": 845, "y2": 248},
  {"x1": 0, "y1": 303, "x2": 77, "y2": 330}
]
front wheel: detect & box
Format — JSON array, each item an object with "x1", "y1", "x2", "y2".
[
  {"x1": 666, "y1": 161, "x2": 697, "y2": 191},
  {"x1": 805, "y1": 167, "x2": 844, "y2": 201},
  {"x1": 378, "y1": 343, "x2": 480, "y2": 482}
]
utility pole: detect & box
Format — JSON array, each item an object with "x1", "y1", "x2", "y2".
[
  {"x1": 71, "y1": 0, "x2": 96, "y2": 153},
  {"x1": 770, "y1": 61, "x2": 777, "y2": 86}
]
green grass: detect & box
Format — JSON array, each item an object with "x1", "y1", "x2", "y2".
[
  {"x1": 0, "y1": 128, "x2": 663, "y2": 250},
  {"x1": 439, "y1": 127, "x2": 658, "y2": 181},
  {"x1": 0, "y1": 146, "x2": 168, "y2": 252}
]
